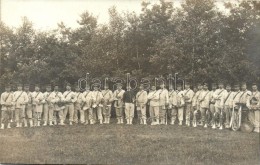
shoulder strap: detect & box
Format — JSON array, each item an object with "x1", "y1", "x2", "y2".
[
  {"x1": 14, "y1": 91, "x2": 24, "y2": 102},
  {"x1": 137, "y1": 91, "x2": 144, "y2": 99},
  {"x1": 224, "y1": 92, "x2": 232, "y2": 104},
  {"x1": 201, "y1": 91, "x2": 210, "y2": 101},
  {"x1": 4, "y1": 93, "x2": 11, "y2": 102},
  {"x1": 184, "y1": 89, "x2": 190, "y2": 96},
  {"x1": 64, "y1": 91, "x2": 71, "y2": 98}
]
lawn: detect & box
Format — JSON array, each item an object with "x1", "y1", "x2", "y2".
[{"x1": 0, "y1": 119, "x2": 259, "y2": 165}]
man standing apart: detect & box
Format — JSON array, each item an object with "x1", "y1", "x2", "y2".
[
  {"x1": 113, "y1": 83, "x2": 125, "y2": 124},
  {"x1": 101, "y1": 84, "x2": 113, "y2": 124},
  {"x1": 250, "y1": 83, "x2": 260, "y2": 133},
  {"x1": 13, "y1": 83, "x2": 28, "y2": 128},
  {"x1": 0, "y1": 85, "x2": 14, "y2": 129},
  {"x1": 123, "y1": 85, "x2": 136, "y2": 125}
]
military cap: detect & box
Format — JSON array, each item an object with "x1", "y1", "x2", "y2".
[
  {"x1": 185, "y1": 82, "x2": 191, "y2": 86},
  {"x1": 218, "y1": 81, "x2": 224, "y2": 85},
  {"x1": 66, "y1": 83, "x2": 71, "y2": 87},
  {"x1": 35, "y1": 84, "x2": 40, "y2": 88},
  {"x1": 177, "y1": 83, "x2": 182, "y2": 87},
  {"x1": 211, "y1": 83, "x2": 217, "y2": 87},
  {"x1": 17, "y1": 83, "x2": 23, "y2": 87},
  {"x1": 5, "y1": 84, "x2": 11, "y2": 88},
  {"x1": 196, "y1": 83, "x2": 202, "y2": 86},
  {"x1": 203, "y1": 82, "x2": 208, "y2": 86},
  {"x1": 116, "y1": 83, "x2": 122, "y2": 87},
  {"x1": 45, "y1": 84, "x2": 51, "y2": 88},
  {"x1": 233, "y1": 83, "x2": 239, "y2": 87},
  {"x1": 241, "y1": 82, "x2": 247, "y2": 86},
  {"x1": 252, "y1": 82, "x2": 258, "y2": 86},
  {"x1": 24, "y1": 84, "x2": 30, "y2": 88}
]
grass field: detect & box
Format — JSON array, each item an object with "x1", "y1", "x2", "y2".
[{"x1": 0, "y1": 119, "x2": 259, "y2": 165}]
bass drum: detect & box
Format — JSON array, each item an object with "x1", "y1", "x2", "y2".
[{"x1": 240, "y1": 122, "x2": 254, "y2": 133}]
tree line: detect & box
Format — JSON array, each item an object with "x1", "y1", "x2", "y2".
[{"x1": 0, "y1": 0, "x2": 260, "y2": 91}]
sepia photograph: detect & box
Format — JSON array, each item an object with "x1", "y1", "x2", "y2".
[{"x1": 0, "y1": 0, "x2": 259, "y2": 164}]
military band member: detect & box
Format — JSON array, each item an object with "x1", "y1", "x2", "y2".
[
  {"x1": 212, "y1": 82, "x2": 227, "y2": 129},
  {"x1": 91, "y1": 85, "x2": 104, "y2": 124},
  {"x1": 31, "y1": 84, "x2": 44, "y2": 127},
  {"x1": 168, "y1": 85, "x2": 177, "y2": 125},
  {"x1": 24, "y1": 84, "x2": 33, "y2": 127},
  {"x1": 13, "y1": 83, "x2": 29, "y2": 127},
  {"x1": 81, "y1": 85, "x2": 92, "y2": 124},
  {"x1": 175, "y1": 84, "x2": 185, "y2": 125},
  {"x1": 238, "y1": 82, "x2": 251, "y2": 123},
  {"x1": 158, "y1": 83, "x2": 169, "y2": 125},
  {"x1": 192, "y1": 83, "x2": 203, "y2": 127},
  {"x1": 123, "y1": 86, "x2": 136, "y2": 125},
  {"x1": 63, "y1": 83, "x2": 77, "y2": 125},
  {"x1": 221, "y1": 84, "x2": 234, "y2": 129},
  {"x1": 209, "y1": 83, "x2": 217, "y2": 125},
  {"x1": 113, "y1": 83, "x2": 125, "y2": 124},
  {"x1": 135, "y1": 85, "x2": 148, "y2": 125},
  {"x1": 42, "y1": 84, "x2": 53, "y2": 126},
  {"x1": 250, "y1": 83, "x2": 260, "y2": 133},
  {"x1": 148, "y1": 85, "x2": 160, "y2": 125},
  {"x1": 51, "y1": 84, "x2": 65, "y2": 125},
  {"x1": 197, "y1": 83, "x2": 211, "y2": 128},
  {"x1": 101, "y1": 84, "x2": 113, "y2": 124},
  {"x1": 0, "y1": 85, "x2": 14, "y2": 129},
  {"x1": 73, "y1": 84, "x2": 82, "y2": 124},
  {"x1": 183, "y1": 82, "x2": 194, "y2": 126}
]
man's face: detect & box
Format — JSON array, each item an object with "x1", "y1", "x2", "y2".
[
  {"x1": 117, "y1": 86, "x2": 122, "y2": 90},
  {"x1": 126, "y1": 86, "x2": 131, "y2": 91},
  {"x1": 177, "y1": 86, "x2": 182, "y2": 91},
  {"x1": 151, "y1": 86, "x2": 156, "y2": 91},
  {"x1": 35, "y1": 87, "x2": 40, "y2": 92},
  {"x1": 54, "y1": 86, "x2": 59, "y2": 91},
  {"x1": 185, "y1": 85, "x2": 190, "y2": 90},
  {"x1": 203, "y1": 85, "x2": 208, "y2": 90},
  {"x1": 234, "y1": 86, "x2": 239, "y2": 91},
  {"x1": 75, "y1": 87, "x2": 80, "y2": 92},
  {"x1": 66, "y1": 86, "x2": 71, "y2": 91},
  {"x1": 212, "y1": 85, "x2": 217, "y2": 90},
  {"x1": 226, "y1": 86, "x2": 231, "y2": 92},
  {"x1": 241, "y1": 85, "x2": 247, "y2": 91},
  {"x1": 139, "y1": 86, "x2": 144, "y2": 91},
  {"x1": 94, "y1": 87, "x2": 98, "y2": 91},
  {"x1": 17, "y1": 86, "x2": 22, "y2": 91},
  {"x1": 198, "y1": 85, "x2": 202, "y2": 90},
  {"x1": 104, "y1": 86, "x2": 108, "y2": 90},
  {"x1": 5, "y1": 87, "x2": 11, "y2": 92},
  {"x1": 24, "y1": 87, "x2": 29, "y2": 92},
  {"x1": 46, "y1": 87, "x2": 51, "y2": 92},
  {"x1": 252, "y1": 85, "x2": 257, "y2": 91},
  {"x1": 169, "y1": 86, "x2": 173, "y2": 91},
  {"x1": 160, "y1": 84, "x2": 165, "y2": 89},
  {"x1": 218, "y1": 84, "x2": 224, "y2": 89}
]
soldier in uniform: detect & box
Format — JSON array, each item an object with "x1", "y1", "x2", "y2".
[
  {"x1": 222, "y1": 84, "x2": 234, "y2": 129},
  {"x1": 212, "y1": 82, "x2": 227, "y2": 129},
  {"x1": 183, "y1": 82, "x2": 194, "y2": 126},
  {"x1": 158, "y1": 83, "x2": 169, "y2": 125},
  {"x1": 91, "y1": 85, "x2": 104, "y2": 124},
  {"x1": 209, "y1": 83, "x2": 217, "y2": 126},
  {"x1": 148, "y1": 85, "x2": 160, "y2": 125},
  {"x1": 81, "y1": 85, "x2": 92, "y2": 125},
  {"x1": 197, "y1": 83, "x2": 212, "y2": 128},
  {"x1": 168, "y1": 85, "x2": 177, "y2": 125},
  {"x1": 63, "y1": 83, "x2": 77, "y2": 125},
  {"x1": 24, "y1": 84, "x2": 33, "y2": 127},
  {"x1": 192, "y1": 83, "x2": 203, "y2": 127},
  {"x1": 123, "y1": 85, "x2": 136, "y2": 125},
  {"x1": 238, "y1": 82, "x2": 252, "y2": 124},
  {"x1": 42, "y1": 84, "x2": 53, "y2": 126},
  {"x1": 250, "y1": 83, "x2": 260, "y2": 133},
  {"x1": 73, "y1": 84, "x2": 82, "y2": 124},
  {"x1": 113, "y1": 83, "x2": 125, "y2": 124},
  {"x1": 51, "y1": 84, "x2": 65, "y2": 125},
  {"x1": 175, "y1": 84, "x2": 185, "y2": 125},
  {"x1": 31, "y1": 84, "x2": 44, "y2": 127},
  {"x1": 101, "y1": 84, "x2": 113, "y2": 124},
  {"x1": 135, "y1": 84, "x2": 148, "y2": 125},
  {"x1": 0, "y1": 85, "x2": 14, "y2": 129},
  {"x1": 13, "y1": 83, "x2": 29, "y2": 127}
]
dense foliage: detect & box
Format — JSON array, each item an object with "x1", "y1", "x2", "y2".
[{"x1": 0, "y1": 0, "x2": 259, "y2": 90}]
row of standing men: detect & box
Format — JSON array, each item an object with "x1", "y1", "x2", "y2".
[{"x1": 0, "y1": 82, "x2": 259, "y2": 132}]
